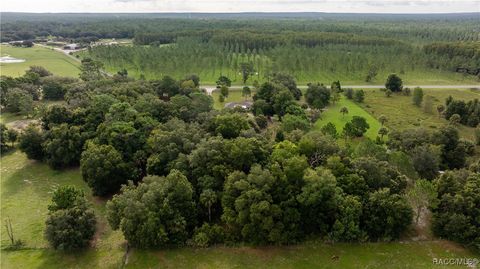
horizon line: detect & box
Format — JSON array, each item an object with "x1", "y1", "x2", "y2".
[{"x1": 1, "y1": 11, "x2": 479, "y2": 15}]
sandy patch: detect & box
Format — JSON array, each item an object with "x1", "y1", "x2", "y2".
[
  {"x1": 6, "y1": 119, "x2": 39, "y2": 131},
  {"x1": 0, "y1": 55, "x2": 26, "y2": 63}
]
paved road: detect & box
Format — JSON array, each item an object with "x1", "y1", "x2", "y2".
[
  {"x1": 35, "y1": 43, "x2": 85, "y2": 61},
  {"x1": 203, "y1": 84, "x2": 480, "y2": 95},
  {"x1": 35, "y1": 43, "x2": 112, "y2": 77}
]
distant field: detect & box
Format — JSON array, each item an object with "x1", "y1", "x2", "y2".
[
  {"x1": 359, "y1": 88, "x2": 480, "y2": 141},
  {"x1": 2, "y1": 150, "x2": 478, "y2": 269},
  {"x1": 0, "y1": 45, "x2": 80, "y2": 77},
  {"x1": 314, "y1": 98, "x2": 382, "y2": 140}
]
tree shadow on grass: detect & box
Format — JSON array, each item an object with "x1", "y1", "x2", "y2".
[
  {"x1": 2, "y1": 247, "x2": 115, "y2": 269},
  {"x1": 2, "y1": 151, "x2": 83, "y2": 198}
]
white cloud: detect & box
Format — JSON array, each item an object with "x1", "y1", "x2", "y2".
[{"x1": 2, "y1": 0, "x2": 480, "y2": 13}]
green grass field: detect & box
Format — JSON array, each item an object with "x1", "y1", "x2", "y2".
[
  {"x1": 125, "y1": 241, "x2": 479, "y2": 269},
  {"x1": 1, "y1": 148, "x2": 479, "y2": 269},
  {"x1": 0, "y1": 45, "x2": 80, "y2": 77},
  {"x1": 314, "y1": 98, "x2": 382, "y2": 140},
  {"x1": 359, "y1": 88, "x2": 480, "y2": 141},
  {"x1": 1, "y1": 150, "x2": 126, "y2": 268}
]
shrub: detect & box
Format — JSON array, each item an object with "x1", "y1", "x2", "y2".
[
  {"x1": 190, "y1": 223, "x2": 225, "y2": 247},
  {"x1": 18, "y1": 124, "x2": 45, "y2": 160},
  {"x1": 385, "y1": 74, "x2": 403, "y2": 92},
  {"x1": 353, "y1": 90, "x2": 365, "y2": 103},
  {"x1": 45, "y1": 186, "x2": 96, "y2": 250},
  {"x1": 344, "y1": 88, "x2": 354, "y2": 99},
  {"x1": 5, "y1": 88, "x2": 33, "y2": 114},
  {"x1": 255, "y1": 115, "x2": 268, "y2": 129}
]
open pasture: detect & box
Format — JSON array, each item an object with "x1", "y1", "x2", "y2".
[
  {"x1": 0, "y1": 45, "x2": 80, "y2": 77},
  {"x1": 359, "y1": 88, "x2": 480, "y2": 141}
]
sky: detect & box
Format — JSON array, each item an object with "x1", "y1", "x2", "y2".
[{"x1": 2, "y1": 0, "x2": 480, "y2": 13}]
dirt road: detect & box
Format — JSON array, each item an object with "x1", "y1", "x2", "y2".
[{"x1": 203, "y1": 84, "x2": 480, "y2": 95}]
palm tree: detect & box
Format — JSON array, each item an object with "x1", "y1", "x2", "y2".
[
  {"x1": 340, "y1": 107, "x2": 349, "y2": 118},
  {"x1": 378, "y1": 115, "x2": 387, "y2": 126},
  {"x1": 200, "y1": 189, "x2": 217, "y2": 222},
  {"x1": 378, "y1": 127, "x2": 389, "y2": 139}
]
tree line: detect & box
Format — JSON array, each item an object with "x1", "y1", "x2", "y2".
[
  {"x1": 2, "y1": 15, "x2": 478, "y2": 44},
  {"x1": 443, "y1": 96, "x2": 480, "y2": 127},
  {"x1": 424, "y1": 42, "x2": 480, "y2": 73},
  {"x1": 86, "y1": 36, "x2": 458, "y2": 83}
]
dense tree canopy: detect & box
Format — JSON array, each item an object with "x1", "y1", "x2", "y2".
[
  {"x1": 363, "y1": 188, "x2": 413, "y2": 241},
  {"x1": 81, "y1": 142, "x2": 131, "y2": 196},
  {"x1": 305, "y1": 83, "x2": 330, "y2": 109},
  {"x1": 106, "y1": 170, "x2": 196, "y2": 248},
  {"x1": 7, "y1": 54, "x2": 476, "y2": 251},
  {"x1": 432, "y1": 170, "x2": 480, "y2": 251}
]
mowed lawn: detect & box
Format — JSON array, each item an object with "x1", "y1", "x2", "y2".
[
  {"x1": 211, "y1": 88, "x2": 255, "y2": 110},
  {"x1": 359, "y1": 88, "x2": 480, "y2": 141},
  {"x1": 2, "y1": 151, "x2": 479, "y2": 268},
  {"x1": 314, "y1": 97, "x2": 382, "y2": 140},
  {"x1": 0, "y1": 45, "x2": 80, "y2": 77},
  {"x1": 127, "y1": 240, "x2": 479, "y2": 269}
]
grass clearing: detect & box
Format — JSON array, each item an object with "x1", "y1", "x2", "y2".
[
  {"x1": 0, "y1": 45, "x2": 80, "y2": 77},
  {"x1": 211, "y1": 89, "x2": 255, "y2": 110},
  {"x1": 314, "y1": 98, "x2": 382, "y2": 140},
  {"x1": 1, "y1": 100, "x2": 66, "y2": 127},
  {"x1": 359, "y1": 88, "x2": 479, "y2": 141},
  {"x1": 1, "y1": 151, "x2": 479, "y2": 268},
  {"x1": 0, "y1": 113, "x2": 24, "y2": 125},
  {"x1": 1, "y1": 150, "x2": 125, "y2": 268}
]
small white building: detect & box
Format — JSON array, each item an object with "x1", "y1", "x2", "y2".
[
  {"x1": 224, "y1": 101, "x2": 253, "y2": 109},
  {"x1": 63, "y1": 43, "x2": 79, "y2": 50}
]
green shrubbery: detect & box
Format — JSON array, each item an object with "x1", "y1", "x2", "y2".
[{"x1": 45, "y1": 186, "x2": 96, "y2": 250}]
